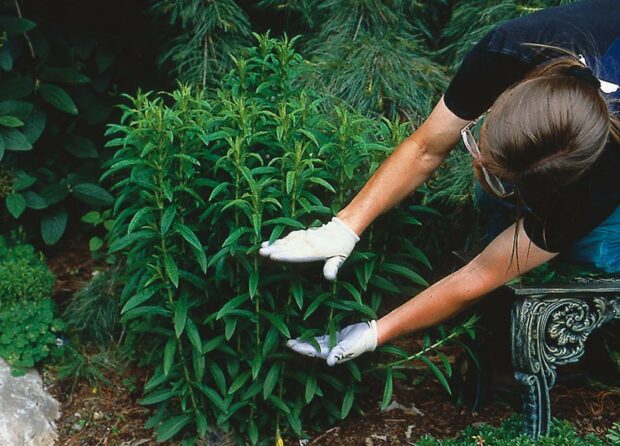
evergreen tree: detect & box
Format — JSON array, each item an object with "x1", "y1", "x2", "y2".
[{"x1": 152, "y1": 0, "x2": 251, "y2": 88}]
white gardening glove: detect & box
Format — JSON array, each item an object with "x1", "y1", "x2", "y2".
[
  {"x1": 286, "y1": 321, "x2": 377, "y2": 366},
  {"x1": 259, "y1": 217, "x2": 359, "y2": 281}
]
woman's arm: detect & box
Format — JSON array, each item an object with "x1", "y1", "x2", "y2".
[
  {"x1": 337, "y1": 97, "x2": 469, "y2": 235},
  {"x1": 376, "y1": 221, "x2": 558, "y2": 344}
]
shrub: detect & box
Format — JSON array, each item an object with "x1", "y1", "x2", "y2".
[
  {"x1": 104, "y1": 34, "x2": 445, "y2": 444},
  {"x1": 0, "y1": 235, "x2": 55, "y2": 304}
]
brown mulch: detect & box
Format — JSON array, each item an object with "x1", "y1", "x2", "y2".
[{"x1": 42, "y1": 239, "x2": 620, "y2": 445}]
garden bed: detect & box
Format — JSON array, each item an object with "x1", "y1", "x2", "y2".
[{"x1": 44, "y1": 239, "x2": 620, "y2": 445}]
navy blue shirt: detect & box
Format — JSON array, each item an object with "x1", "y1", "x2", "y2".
[{"x1": 443, "y1": 0, "x2": 620, "y2": 252}]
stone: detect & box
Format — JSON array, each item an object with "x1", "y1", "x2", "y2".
[{"x1": 0, "y1": 358, "x2": 60, "y2": 446}]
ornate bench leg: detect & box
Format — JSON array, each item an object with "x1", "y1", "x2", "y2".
[
  {"x1": 511, "y1": 298, "x2": 553, "y2": 439},
  {"x1": 511, "y1": 295, "x2": 619, "y2": 439}
]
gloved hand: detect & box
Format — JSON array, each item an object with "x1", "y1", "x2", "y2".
[
  {"x1": 286, "y1": 320, "x2": 377, "y2": 366},
  {"x1": 259, "y1": 217, "x2": 359, "y2": 281}
]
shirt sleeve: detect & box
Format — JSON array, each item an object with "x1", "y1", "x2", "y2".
[{"x1": 443, "y1": 30, "x2": 531, "y2": 120}]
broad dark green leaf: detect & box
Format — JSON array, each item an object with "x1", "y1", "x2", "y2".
[
  {"x1": 64, "y1": 135, "x2": 98, "y2": 159},
  {"x1": 160, "y1": 206, "x2": 176, "y2": 235},
  {"x1": 5, "y1": 193, "x2": 26, "y2": 218},
  {"x1": 38, "y1": 83, "x2": 78, "y2": 115},
  {"x1": 0, "y1": 16, "x2": 36, "y2": 34},
  {"x1": 39, "y1": 67, "x2": 90, "y2": 84},
  {"x1": 22, "y1": 108, "x2": 46, "y2": 144},
  {"x1": 23, "y1": 191, "x2": 47, "y2": 210},
  {"x1": 71, "y1": 183, "x2": 113, "y2": 207},
  {"x1": 41, "y1": 207, "x2": 67, "y2": 245},
  {"x1": 185, "y1": 318, "x2": 202, "y2": 351},
  {"x1": 1, "y1": 128, "x2": 31, "y2": 151},
  {"x1": 229, "y1": 371, "x2": 251, "y2": 394},
  {"x1": 305, "y1": 376, "x2": 317, "y2": 403},
  {"x1": 216, "y1": 294, "x2": 249, "y2": 320}
]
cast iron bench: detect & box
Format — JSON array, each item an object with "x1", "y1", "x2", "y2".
[
  {"x1": 508, "y1": 279, "x2": 620, "y2": 438},
  {"x1": 452, "y1": 253, "x2": 620, "y2": 438}
]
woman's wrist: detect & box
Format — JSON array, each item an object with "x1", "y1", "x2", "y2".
[{"x1": 336, "y1": 208, "x2": 369, "y2": 236}]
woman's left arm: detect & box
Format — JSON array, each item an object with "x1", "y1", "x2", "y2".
[
  {"x1": 376, "y1": 220, "x2": 558, "y2": 345},
  {"x1": 286, "y1": 220, "x2": 558, "y2": 365}
]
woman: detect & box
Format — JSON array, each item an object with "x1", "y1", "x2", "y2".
[{"x1": 260, "y1": 0, "x2": 620, "y2": 366}]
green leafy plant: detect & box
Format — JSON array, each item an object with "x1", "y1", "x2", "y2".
[
  {"x1": 0, "y1": 297, "x2": 64, "y2": 376},
  {"x1": 0, "y1": 2, "x2": 121, "y2": 244},
  {"x1": 607, "y1": 422, "x2": 620, "y2": 445},
  {"x1": 416, "y1": 415, "x2": 609, "y2": 445},
  {"x1": 101, "y1": 34, "x2": 469, "y2": 444},
  {"x1": 0, "y1": 235, "x2": 55, "y2": 303}
]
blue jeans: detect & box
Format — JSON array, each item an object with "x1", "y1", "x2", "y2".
[{"x1": 475, "y1": 184, "x2": 620, "y2": 273}]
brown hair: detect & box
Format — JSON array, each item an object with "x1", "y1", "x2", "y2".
[{"x1": 480, "y1": 56, "x2": 620, "y2": 199}]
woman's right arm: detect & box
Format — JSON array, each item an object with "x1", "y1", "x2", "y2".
[{"x1": 336, "y1": 97, "x2": 470, "y2": 235}]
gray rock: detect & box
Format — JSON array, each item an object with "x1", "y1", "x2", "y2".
[{"x1": 0, "y1": 359, "x2": 60, "y2": 446}]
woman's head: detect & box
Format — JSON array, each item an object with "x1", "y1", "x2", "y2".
[{"x1": 479, "y1": 56, "x2": 619, "y2": 199}]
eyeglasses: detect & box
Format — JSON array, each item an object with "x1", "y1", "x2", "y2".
[{"x1": 460, "y1": 118, "x2": 513, "y2": 198}]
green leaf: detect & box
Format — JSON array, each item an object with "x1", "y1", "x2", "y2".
[
  {"x1": 196, "y1": 383, "x2": 227, "y2": 412},
  {"x1": 1, "y1": 129, "x2": 32, "y2": 151},
  {"x1": 13, "y1": 171, "x2": 36, "y2": 191},
  {"x1": 174, "y1": 294, "x2": 189, "y2": 338},
  {"x1": 108, "y1": 230, "x2": 154, "y2": 253},
  {"x1": 71, "y1": 183, "x2": 113, "y2": 207},
  {"x1": 163, "y1": 337, "x2": 176, "y2": 376},
  {"x1": 208, "y1": 361, "x2": 227, "y2": 395},
  {"x1": 128, "y1": 207, "x2": 152, "y2": 233},
  {"x1": 5, "y1": 193, "x2": 26, "y2": 218},
  {"x1": 185, "y1": 318, "x2": 202, "y2": 351},
  {"x1": 156, "y1": 415, "x2": 191, "y2": 442},
  {"x1": 89, "y1": 237, "x2": 104, "y2": 252},
  {"x1": 216, "y1": 294, "x2": 249, "y2": 320},
  {"x1": 0, "y1": 116, "x2": 23, "y2": 127},
  {"x1": 264, "y1": 217, "x2": 305, "y2": 229},
  {"x1": 0, "y1": 47, "x2": 12, "y2": 71},
  {"x1": 0, "y1": 16, "x2": 36, "y2": 34},
  {"x1": 248, "y1": 419, "x2": 258, "y2": 445},
  {"x1": 41, "y1": 207, "x2": 67, "y2": 245},
  {"x1": 249, "y1": 270, "x2": 258, "y2": 299},
  {"x1": 22, "y1": 108, "x2": 46, "y2": 144},
  {"x1": 140, "y1": 388, "x2": 179, "y2": 405},
  {"x1": 382, "y1": 263, "x2": 429, "y2": 287},
  {"x1": 23, "y1": 191, "x2": 47, "y2": 210},
  {"x1": 164, "y1": 255, "x2": 179, "y2": 288},
  {"x1": 262, "y1": 363, "x2": 279, "y2": 400},
  {"x1": 305, "y1": 376, "x2": 317, "y2": 403},
  {"x1": 39, "y1": 67, "x2": 90, "y2": 84},
  {"x1": 420, "y1": 356, "x2": 452, "y2": 395},
  {"x1": 174, "y1": 223, "x2": 203, "y2": 251},
  {"x1": 308, "y1": 177, "x2": 336, "y2": 193},
  {"x1": 38, "y1": 83, "x2": 78, "y2": 115},
  {"x1": 341, "y1": 385, "x2": 355, "y2": 419},
  {"x1": 160, "y1": 207, "x2": 176, "y2": 235},
  {"x1": 229, "y1": 371, "x2": 251, "y2": 394},
  {"x1": 64, "y1": 135, "x2": 99, "y2": 158},
  {"x1": 267, "y1": 395, "x2": 290, "y2": 414},
  {"x1": 380, "y1": 368, "x2": 393, "y2": 410},
  {"x1": 260, "y1": 311, "x2": 290, "y2": 338}
]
